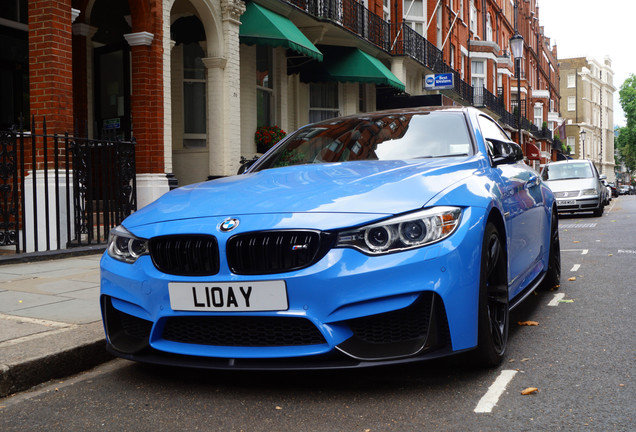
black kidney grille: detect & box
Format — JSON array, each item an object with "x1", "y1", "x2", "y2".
[
  {"x1": 227, "y1": 231, "x2": 325, "y2": 274},
  {"x1": 347, "y1": 293, "x2": 434, "y2": 344},
  {"x1": 149, "y1": 235, "x2": 219, "y2": 276},
  {"x1": 162, "y1": 316, "x2": 326, "y2": 347}
]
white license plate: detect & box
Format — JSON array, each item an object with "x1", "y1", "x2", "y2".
[
  {"x1": 169, "y1": 281, "x2": 288, "y2": 312},
  {"x1": 557, "y1": 200, "x2": 575, "y2": 206}
]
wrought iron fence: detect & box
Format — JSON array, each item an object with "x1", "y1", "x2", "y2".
[{"x1": 0, "y1": 118, "x2": 136, "y2": 255}]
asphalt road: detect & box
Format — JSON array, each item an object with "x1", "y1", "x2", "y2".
[{"x1": 1, "y1": 197, "x2": 634, "y2": 431}]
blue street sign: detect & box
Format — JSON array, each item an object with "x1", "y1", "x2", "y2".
[{"x1": 424, "y1": 73, "x2": 454, "y2": 90}]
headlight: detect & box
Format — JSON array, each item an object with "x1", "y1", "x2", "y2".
[
  {"x1": 336, "y1": 207, "x2": 462, "y2": 255},
  {"x1": 107, "y1": 225, "x2": 149, "y2": 263},
  {"x1": 581, "y1": 188, "x2": 597, "y2": 196}
]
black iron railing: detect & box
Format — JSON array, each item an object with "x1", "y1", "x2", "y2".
[
  {"x1": 0, "y1": 118, "x2": 136, "y2": 255},
  {"x1": 285, "y1": 0, "x2": 547, "y2": 136}
]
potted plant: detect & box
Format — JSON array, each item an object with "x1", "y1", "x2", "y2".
[{"x1": 255, "y1": 125, "x2": 286, "y2": 153}]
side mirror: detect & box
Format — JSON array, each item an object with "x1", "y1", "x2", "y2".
[
  {"x1": 237, "y1": 156, "x2": 259, "y2": 174},
  {"x1": 487, "y1": 138, "x2": 523, "y2": 166},
  {"x1": 599, "y1": 174, "x2": 607, "y2": 180}
]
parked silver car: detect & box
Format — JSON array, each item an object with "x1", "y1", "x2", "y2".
[{"x1": 541, "y1": 160, "x2": 605, "y2": 216}]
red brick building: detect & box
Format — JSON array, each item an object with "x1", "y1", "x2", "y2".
[{"x1": 1, "y1": 0, "x2": 562, "y2": 206}]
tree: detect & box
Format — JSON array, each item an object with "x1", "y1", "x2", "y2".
[{"x1": 617, "y1": 75, "x2": 636, "y2": 180}]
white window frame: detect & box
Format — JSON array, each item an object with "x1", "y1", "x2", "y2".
[
  {"x1": 404, "y1": 0, "x2": 426, "y2": 35},
  {"x1": 436, "y1": 6, "x2": 443, "y2": 48},
  {"x1": 472, "y1": 59, "x2": 485, "y2": 87},
  {"x1": 567, "y1": 96, "x2": 575, "y2": 111},
  {"x1": 461, "y1": 54, "x2": 465, "y2": 80},
  {"x1": 472, "y1": 59, "x2": 485, "y2": 105},
  {"x1": 309, "y1": 82, "x2": 341, "y2": 123},
  {"x1": 469, "y1": 0, "x2": 477, "y2": 34},
  {"x1": 567, "y1": 74, "x2": 575, "y2": 88},
  {"x1": 486, "y1": 13, "x2": 493, "y2": 42},
  {"x1": 534, "y1": 104, "x2": 543, "y2": 127},
  {"x1": 182, "y1": 42, "x2": 207, "y2": 148}
]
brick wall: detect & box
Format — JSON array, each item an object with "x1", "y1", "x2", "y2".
[
  {"x1": 28, "y1": 0, "x2": 74, "y2": 134},
  {"x1": 128, "y1": 0, "x2": 164, "y2": 175}
]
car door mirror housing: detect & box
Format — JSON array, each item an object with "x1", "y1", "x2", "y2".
[
  {"x1": 237, "y1": 156, "x2": 259, "y2": 174},
  {"x1": 487, "y1": 138, "x2": 523, "y2": 166}
]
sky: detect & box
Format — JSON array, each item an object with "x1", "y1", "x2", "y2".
[{"x1": 538, "y1": 0, "x2": 634, "y2": 127}]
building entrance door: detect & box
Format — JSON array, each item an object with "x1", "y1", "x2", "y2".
[{"x1": 94, "y1": 44, "x2": 131, "y2": 140}]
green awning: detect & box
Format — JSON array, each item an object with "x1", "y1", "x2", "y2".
[
  {"x1": 300, "y1": 46, "x2": 405, "y2": 92},
  {"x1": 239, "y1": 3, "x2": 323, "y2": 61}
]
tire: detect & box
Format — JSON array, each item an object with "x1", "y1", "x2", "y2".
[
  {"x1": 472, "y1": 222, "x2": 509, "y2": 368},
  {"x1": 593, "y1": 203, "x2": 604, "y2": 217},
  {"x1": 539, "y1": 210, "x2": 561, "y2": 291}
]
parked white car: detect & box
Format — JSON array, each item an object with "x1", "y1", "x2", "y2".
[{"x1": 541, "y1": 160, "x2": 606, "y2": 217}]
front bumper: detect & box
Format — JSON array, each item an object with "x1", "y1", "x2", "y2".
[
  {"x1": 100, "y1": 208, "x2": 485, "y2": 369},
  {"x1": 555, "y1": 196, "x2": 601, "y2": 213}
]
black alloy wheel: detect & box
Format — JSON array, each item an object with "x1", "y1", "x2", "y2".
[{"x1": 473, "y1": 222, "x2": 509, "y2": 367}]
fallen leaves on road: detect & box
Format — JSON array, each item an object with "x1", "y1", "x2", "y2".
[
  {"x1": 573, "y1": 240, "x2": 580, "y2": 243},
  {"x1": 518, "y1": 321, "x2": 539, "y2": 326},
  {"x1": 521, "y1": 387, "x2": 539, "y2": 395},
  {"x1": 559, "y1": 299, "x2": 574, "y2": 303},
  {"x1": 568, "y1": 277, "x2": 576, "y2": 281}
]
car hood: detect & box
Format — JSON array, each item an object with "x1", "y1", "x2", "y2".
[
  {"x1": 544, "y1": 178, "x2": 598, "y2": 193},
  {"x1": 124, "y1": 159, "x2": 481, "y2": 228}
]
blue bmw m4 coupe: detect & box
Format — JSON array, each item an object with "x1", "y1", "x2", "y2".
[{"x1": 100, "y1": 107, "x2": 560, "y2": 369}]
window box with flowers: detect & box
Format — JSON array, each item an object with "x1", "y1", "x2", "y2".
[{"x1": 255, "y1": 125, "x2": 286, "y2": 153}]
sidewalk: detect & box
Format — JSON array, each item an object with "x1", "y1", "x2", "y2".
[{"x1": 0, "y1": 252, "x2": 112, "y2": 398}]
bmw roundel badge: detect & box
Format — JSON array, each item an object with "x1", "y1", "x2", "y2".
[{"x1": 219, "y1": 217, "x2": 240, "y2": 232}]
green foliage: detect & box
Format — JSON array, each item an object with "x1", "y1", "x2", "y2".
[
  {"x1": 617, "y1": 74, "x2": 636, "y2": 174},
  {"x1": 616, "y1": 125, "x2": 636, "y2": 173}
]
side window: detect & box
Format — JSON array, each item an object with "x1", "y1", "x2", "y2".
[{"x1": 478, "y1": 115, "x2": 510, "y2": 141}]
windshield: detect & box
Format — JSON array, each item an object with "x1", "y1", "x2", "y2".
[
  {"x1": 252, "y1": 112, "x2": 473, "y2": 171},
  {"x1": 541, "y1": 162, "x2": 594, "y2": 181}
]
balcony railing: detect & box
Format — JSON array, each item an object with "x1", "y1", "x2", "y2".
[{"x1": 285, "y1": 0, "x2": 547, "y2": 139}]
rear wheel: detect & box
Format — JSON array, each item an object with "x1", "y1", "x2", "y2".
[
  {"x1": 540, "y1": 210, "x2": 561, "y2": 291},
  {"x1": 472, "y1": 222, "x2": 509, "y2": 367}
]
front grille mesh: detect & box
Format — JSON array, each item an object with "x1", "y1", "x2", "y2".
[
  {"x1": 119, "y1": 311, "x2": 153, "y2": 340},
  {"x1": 162, "y1": 316, "x2": 326, "y2": 347},
  {"x1": 227, "y1": 231, "x2": 324, "y2": 274},
  {"x1": 149, "y1": 235, "x2": 219, "y2": 276}
]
